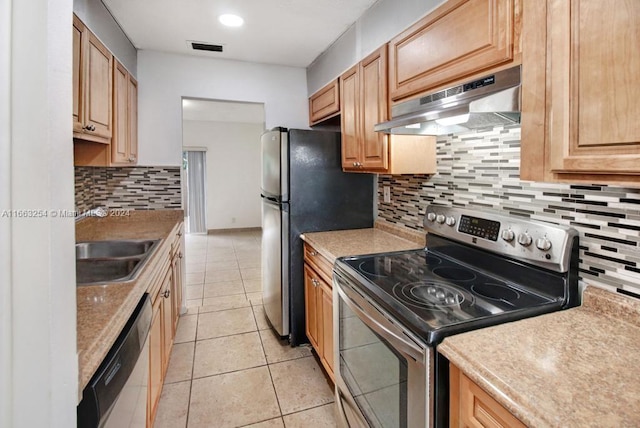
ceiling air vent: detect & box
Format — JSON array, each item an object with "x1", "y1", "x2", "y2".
[{"x1": 191, "y1": 42, "x2": 223, "y2": 52}]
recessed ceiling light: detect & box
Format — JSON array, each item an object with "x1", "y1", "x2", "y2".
[{"x1": 219, "y1": 14, "x2": 244, "y2": 27}]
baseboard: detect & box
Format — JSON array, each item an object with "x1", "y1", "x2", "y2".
[{"x1": 207, "y1": 227, "x2": 262, "y2": 234}]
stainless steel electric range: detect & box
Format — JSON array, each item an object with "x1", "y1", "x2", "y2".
[{"x1": 333, "y1": 205, "x2": 580, "y2": 428}]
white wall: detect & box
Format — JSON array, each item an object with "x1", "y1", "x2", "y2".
[
  {"x1": 307, "y1": 0, "x2": 445, "y2": 94},
  {"x1": 183, "y1": 120, "x2": 264, "y2": 230},
  {"x1": 138, "y1": 50, "x2": 309, "y2": 166},
  {"x1": 1, "y1": 0, "x2": 77, "y2": 426}
]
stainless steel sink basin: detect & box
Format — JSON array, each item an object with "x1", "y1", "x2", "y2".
[
  {"x1": 76, "y1": 240, "x2": 158, "y2": 259},
  {"x1": 75, "y1": 239, "x2": 160, "y2": 286},
  {"x1": 76, "y1": 258, "x2": 141, "y2": 285}
]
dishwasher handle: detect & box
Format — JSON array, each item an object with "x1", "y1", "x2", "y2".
[{"x1": 77, "y1": 294, "x2": 152, "y2": 428}]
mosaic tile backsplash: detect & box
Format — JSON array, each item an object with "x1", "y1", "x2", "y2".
[
  {"x1": 75, "y1": 166, "x2": 182, "y2": 212},
  {"x1": 378, "y1": 125, "x2": 640, "y2": 297}
]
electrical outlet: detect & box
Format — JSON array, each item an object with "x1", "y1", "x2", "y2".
[{"x1": 383, "y1": 186, "x2": 391, "y2": 203}]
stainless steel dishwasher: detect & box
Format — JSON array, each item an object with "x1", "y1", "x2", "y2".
[{"x1": 77, "y1": 294, "x2": 152, "y2": 428}]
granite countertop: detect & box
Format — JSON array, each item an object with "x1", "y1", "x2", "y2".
[
  {"x1": 300, "y1": 220, "x2": 425, "y2": 262},
  {"x1": 438, "y1": 286, "x2": 640, "y2": 427},
  {"x1": 76, "y1": 209, "x2": 183, "y2": 398}
]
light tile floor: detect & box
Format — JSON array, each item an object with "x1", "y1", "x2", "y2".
[{"x1": 154, "y1": 230, "x2": 338, "y2": 428}]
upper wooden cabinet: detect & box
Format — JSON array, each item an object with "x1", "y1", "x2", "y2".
[
  {"x1": 388, "y1": 0, "x2": 521, "y2": 102},
  {"x1": 521, "y1": 0, "x2": 640, "y2": 186},
  {"x1": 341, "y1": 46, "x2": 390, "y2": 171},
  {"x1": 73, "y1": 14, "x2": 113, "y2": 144},
  {"x1": 111, "y1": 59, "x2": 138, "y2": 165},
  {"x1": 340, "y1": 45, "x2": 437, "y2": 174},
  {"x1": 309, "y1": 79, "x2": 340, "y2": 125}
]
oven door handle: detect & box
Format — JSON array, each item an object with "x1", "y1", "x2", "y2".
[{"x1": 336, "y1": 283, "x2": 425, "y2": 362}]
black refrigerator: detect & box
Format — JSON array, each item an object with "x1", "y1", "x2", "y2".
[{"x1": 261, "y1": 127, "x2": 373, "y2": 346}]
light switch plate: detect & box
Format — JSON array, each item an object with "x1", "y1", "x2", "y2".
[{"x1": 383, "y1": 186, "x2": 391, "y2": 203}]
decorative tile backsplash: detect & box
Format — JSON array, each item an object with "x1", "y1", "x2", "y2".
[
  {"x1": 75, "y1": 166, "x2": 182, "y2": 212},
  {"x1": 378, "y1": 125, "x2": 640, "y2": 297}
]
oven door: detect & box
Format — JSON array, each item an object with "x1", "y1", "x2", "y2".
[{"x1": 334, "y1": 270, "x2": 434, "y2": 428}]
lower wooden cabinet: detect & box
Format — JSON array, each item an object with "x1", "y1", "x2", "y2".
[
  {"x1": 303, "y1": 243, "x2": 335, "y2": 381},
  {"x1": 450, "y1": 363, "x2": 526, "y2": 428},
  {"x1": 147, "y1": 222, "x2": 185, "y2": 427}
]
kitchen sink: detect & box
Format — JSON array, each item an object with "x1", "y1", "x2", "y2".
[
  {"x1": 75, "y1": 239, "x2": 160, "y2": 286},
  {"x1": 76, "y1": 239, "x2": 158, "y2": 259}
]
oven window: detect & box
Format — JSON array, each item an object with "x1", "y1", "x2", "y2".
[{"x1": 339, "y1": 298, "x2": 408, "y2": 428}]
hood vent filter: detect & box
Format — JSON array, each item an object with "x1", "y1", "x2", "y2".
[{"x1": 191, "y1": 42, "x2": 223, "y2": 52}]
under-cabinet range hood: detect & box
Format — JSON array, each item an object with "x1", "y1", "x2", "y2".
[{"x1": 375, "y1": 66, "x2": 521, "y2": 135}]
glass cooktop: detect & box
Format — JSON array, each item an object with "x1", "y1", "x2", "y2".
[{"x1": 335, "y1": 244, "x2": 568, "y2": 345}]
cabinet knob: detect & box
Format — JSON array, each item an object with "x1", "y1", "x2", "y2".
[
  {"x1": 309, "y1": 250, "x2": 317, "y2": 256},
  {"x1": 82, "y1": 125, "x2": 96, "y2": 132},
  {"x1": 179, "y1": 251, "x2": 183, "y2": 259},
  {"x1": 311, "y1": 278, "x2": 319, "y2": 287},
  {"x1": 163, "y1": 289, "x2": 171, "y2": 298},
  {"x1": 178, "y1": 231, "x2": 183, "y2": 237},
  {"x1": 128, "y1": 156, "x2": 136, "y2": 162}
]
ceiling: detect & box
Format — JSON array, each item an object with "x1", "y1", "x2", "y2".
[
  {"x1": 102, "y1": 0, "x2": 380, "y2": 68},
  {"x1": 182, "y1": 99, "x2": 265, "y2": 123}
]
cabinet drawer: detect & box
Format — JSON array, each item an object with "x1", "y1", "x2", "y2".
[{"x1": 303, "y1": 243, "x2": 333, "y2": 284}]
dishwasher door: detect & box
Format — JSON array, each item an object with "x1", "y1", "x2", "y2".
[{"x1": 78, "y1": 294, "x2": 152, "y2": 428}]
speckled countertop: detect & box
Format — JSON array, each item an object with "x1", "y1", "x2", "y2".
[
  {"x1": 438, "y1": 286, "x2": 640, "y2": 427},
  {"x1": 300, "y1": 220, "x2": 425, "y2": 262},
  {"x1": 76, "y1": 210, "x2": 183, "y2": 398}
]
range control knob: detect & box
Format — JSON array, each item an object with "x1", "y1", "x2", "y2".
[
  {"x1": 426, "y1": 212, "x2": 437, "y2": 222},
  {"x1": 436, "y1": 214, "x2": 446, "y2": 224},
  {"x1": 445, "y1": 216, "x2": 456, "y2": 227},
  {"x1": 501, "y1": 229, "x2": 515, "y2": 242},
  {"x1": 517, "y1": 232, "x2": 533, "y2": 247},
  {"x1": 536, "y1": 236, "x2": 552, "y2": 251}
]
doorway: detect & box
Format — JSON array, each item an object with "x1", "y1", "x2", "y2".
[{"x1": 181, "y1": 98, "x2": 265, "y2": 233}]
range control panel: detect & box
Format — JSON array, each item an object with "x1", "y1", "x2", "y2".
[{"x1": 423, "y1": 205, "x2": 578, "y2": 273}]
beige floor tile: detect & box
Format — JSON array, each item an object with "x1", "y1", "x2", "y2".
[
  {"x1": 241, "y1": 268, "x2": 262, "y2": 280},
  {"x1": 246, "y1": 292, "x2": 263, "y2": 306},
  {"x1": 243, "y1": 279, "x2": 262, "y2": 293},
  {"x1": 282, "y1": 404, "x2": 337, "y2": 427},
  {"x1": 252, "y1": 305, "x2": 270, "y2": 330},
  {"x1": 164, "y1": 342, "x2": 195, "y2": 384},
  {"x1": 185, "y1": 263, "x2": 206, "y2": 274},
  {"x1": 205, "y1": 260, "x2": 239, "y2": 272},
  {"x1": 185, "y1": 298, "x2": 203, "y2": 308},
  {"x1": 174, "y1": 314, "x2": 197, "y2": 344},
  {"x1": 186, "y1": 272, "x2": 205, "y2": 285},
  {"x1": 197, "y1": 307, "x2": 257, "y2": 340},
  {"x1": 206, "y1": 249, "x2": 237, "y2": 262},
  {"x1": 192, "y1": 332, "x2": 266, "y2": 378},
  {"x1": 259, "y1": 330, "x2": 312, "y2": 364},
  {"x1": 153, "y1": 380, "x2": 190, "y2": 428},
  {"x1": 183, "y1": 306, "x2": 199, "y2": 316},
  {"x1": 242, "y1": 417, "x2": 284, "y2": 427},
  {"x1": 203, "y1": 280, "x2": 245, "y2": 298},
  {"x1": 186, "y1": 254, "x2": 206, "y2": 264},
  {"x1": 204, "y1": 269, "x2": 242, "y2": 283},
  {"x1": 188, "y1": 366, "x2": 280, "y2": 428},
  {"x1": 199, "y1": 294, "x2": 251, "y2": 313},
  {"x1": 235, "y1": 250, "x2": 261, "y2": 260},
  {"x1": 238, "y1": 258, "x2": 261, "y2": 269},
  {"x1": 185, "y1": 247, "x2": 207, "y2": 258},
  {"x1": 185, "y1": 284, "x2": 203, "y2": 300},
  {"x1": 269, "y1": 356, "x2": 334, "y2": 415}
]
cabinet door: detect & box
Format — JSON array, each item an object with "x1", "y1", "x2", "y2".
[
  {"x1": 360, "y1": 46, "x2": 389, "y2": 170},
  {"x1": 72, "y1": 16, "x2": 84, "y2": 133},
  {"x1": 161, "y1": 271, "x2": 174, "y2": 371},
  {"x1": 304, "y1": 265, "x2": 320, "y2": 350},
  {"x1": 320, "y1": 282, "x2": 334, "y2": 379},
  {"x1": 85, "y1": 32, "x2": 112, "y2": 139},
  {"x1": 547, "y1": 0, "x2": 640, "y2": 176},
  {"x1": 389, "y1": 0, "x2": 519, "y2": 102},
  {"x1": 171, "y1": 241, "x2": 183, "y2": 333},
  {"x1": 340, "y1": 65, "x2": 361, "y2": 170},
  {"x1": 309, "y1": 79, "x2": 340, "y2": 125},
  {"x1": 148, "y1": 299, "x2": 163, "y2": 426},
  {"x1": 128, "y1": 75, "x2": 138, "y2": 164},
  {"x1": 111, "y1": 60, "x2": 129, "y2": 164}
]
